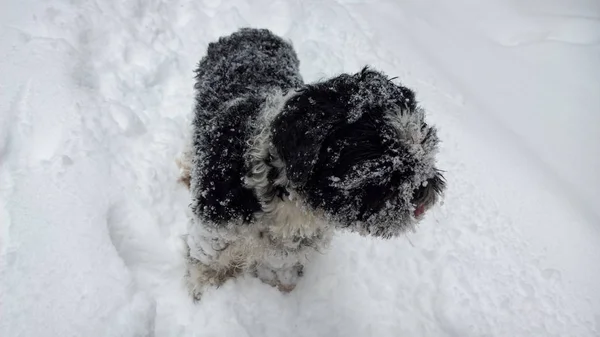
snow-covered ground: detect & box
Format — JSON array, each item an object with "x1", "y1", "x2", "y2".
[{"x1": 1, "y1": 0, "x2": 599, "y2": 336}]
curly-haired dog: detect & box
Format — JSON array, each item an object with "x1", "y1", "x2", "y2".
[{"x1": 178, "y1": 28, "x2": 445, "y2": 300}]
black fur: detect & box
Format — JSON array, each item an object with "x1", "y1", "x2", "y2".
[
  {"x1": 191, "y1": 28, "x2": 302, "y2": 225},
  {"x1": 273, "y1": 69, "x2": 445, "y2": 236},
  {"x1": 191, "y1": 28, "x2": 445, "y2": 237},
  {"x1": 272, "y1": 69, "x2": 417, "y2": 188}
]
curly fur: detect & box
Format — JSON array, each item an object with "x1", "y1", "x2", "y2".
[{"x1": 181, "y1": 28, "x2": 445, "y2": 300}]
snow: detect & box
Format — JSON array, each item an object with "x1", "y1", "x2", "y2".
[{"x1": 1, "y1": 0, "x2": 599, "y2": 336}]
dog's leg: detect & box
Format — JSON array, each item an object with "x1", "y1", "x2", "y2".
[
  {"x1": 176, "y1": 146, "x2": 192, "y2": 189},
  {"x1": 184, "y1": 221, "x2": 243, "y2": 301},
  {"x1": 176, "y1": 123, "x2": 194, "y2": 190},
  {"x1": 253, "y1": 228, "x2": 334, "y2": 293}
]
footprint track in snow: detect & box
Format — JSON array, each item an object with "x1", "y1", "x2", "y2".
[{"x1": 500, "y1": 17, "x2": 600, "y2": 47}]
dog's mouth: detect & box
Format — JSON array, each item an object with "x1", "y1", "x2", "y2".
[
  {"x1": 414, "y1": 203, "x2": 426, "y2": 217},
  {"x1": 411, "y1": 172, "x2": 445, "y2": 218},
  {"x1": 411, "y1": 186, "x2": 428, "y2": 218}
]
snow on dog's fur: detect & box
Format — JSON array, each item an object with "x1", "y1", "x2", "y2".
[{"x1": 178, "y1": 28, "x2": 445, "y2": 300}]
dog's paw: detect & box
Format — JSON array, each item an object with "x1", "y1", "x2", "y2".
[
  {"x1": 254, "y1": 263, "x2": 304, "y2": 293},
  {"x1": 185, "y1": 259, "x2": 209, "y2": 302},
  {"x1": 185, "y1": 256, "x2": 243, "y2": 302}
]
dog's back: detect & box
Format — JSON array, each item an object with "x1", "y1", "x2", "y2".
[
  {"x1": 194, "y1": 28, "x2": 303, "y2": 114},
  {"x1": 191, "y1": 28, "x2": 303, "y2": 227}
]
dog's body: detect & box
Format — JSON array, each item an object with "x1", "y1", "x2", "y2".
[{"x1": 179, "y1": 28, "x2": 445, "y2": 300}]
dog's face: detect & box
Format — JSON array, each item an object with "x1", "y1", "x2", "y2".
[{"x1": 271, "y1": 68, "x2": 445, "y2": 238}]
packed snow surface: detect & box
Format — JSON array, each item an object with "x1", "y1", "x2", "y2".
[{"x1": 1, "y1": 0, "x2": 599, "y2": 336}]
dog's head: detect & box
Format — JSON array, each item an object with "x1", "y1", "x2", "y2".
[{"x1": 271, "y1": 67, "x2": 445, "y2": 238}]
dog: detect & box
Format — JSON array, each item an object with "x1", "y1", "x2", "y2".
[{"x1": 177, "y1": 28, "x2": 445, "y2": 300}]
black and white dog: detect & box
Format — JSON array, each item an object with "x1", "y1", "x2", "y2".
[{"x1": 178, "y1": 28, "x2": 445, "y2": 300}]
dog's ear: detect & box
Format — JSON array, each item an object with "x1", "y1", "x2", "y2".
[{"x1": 271, "y1": 88, "x2": 347, "y2": 187}]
